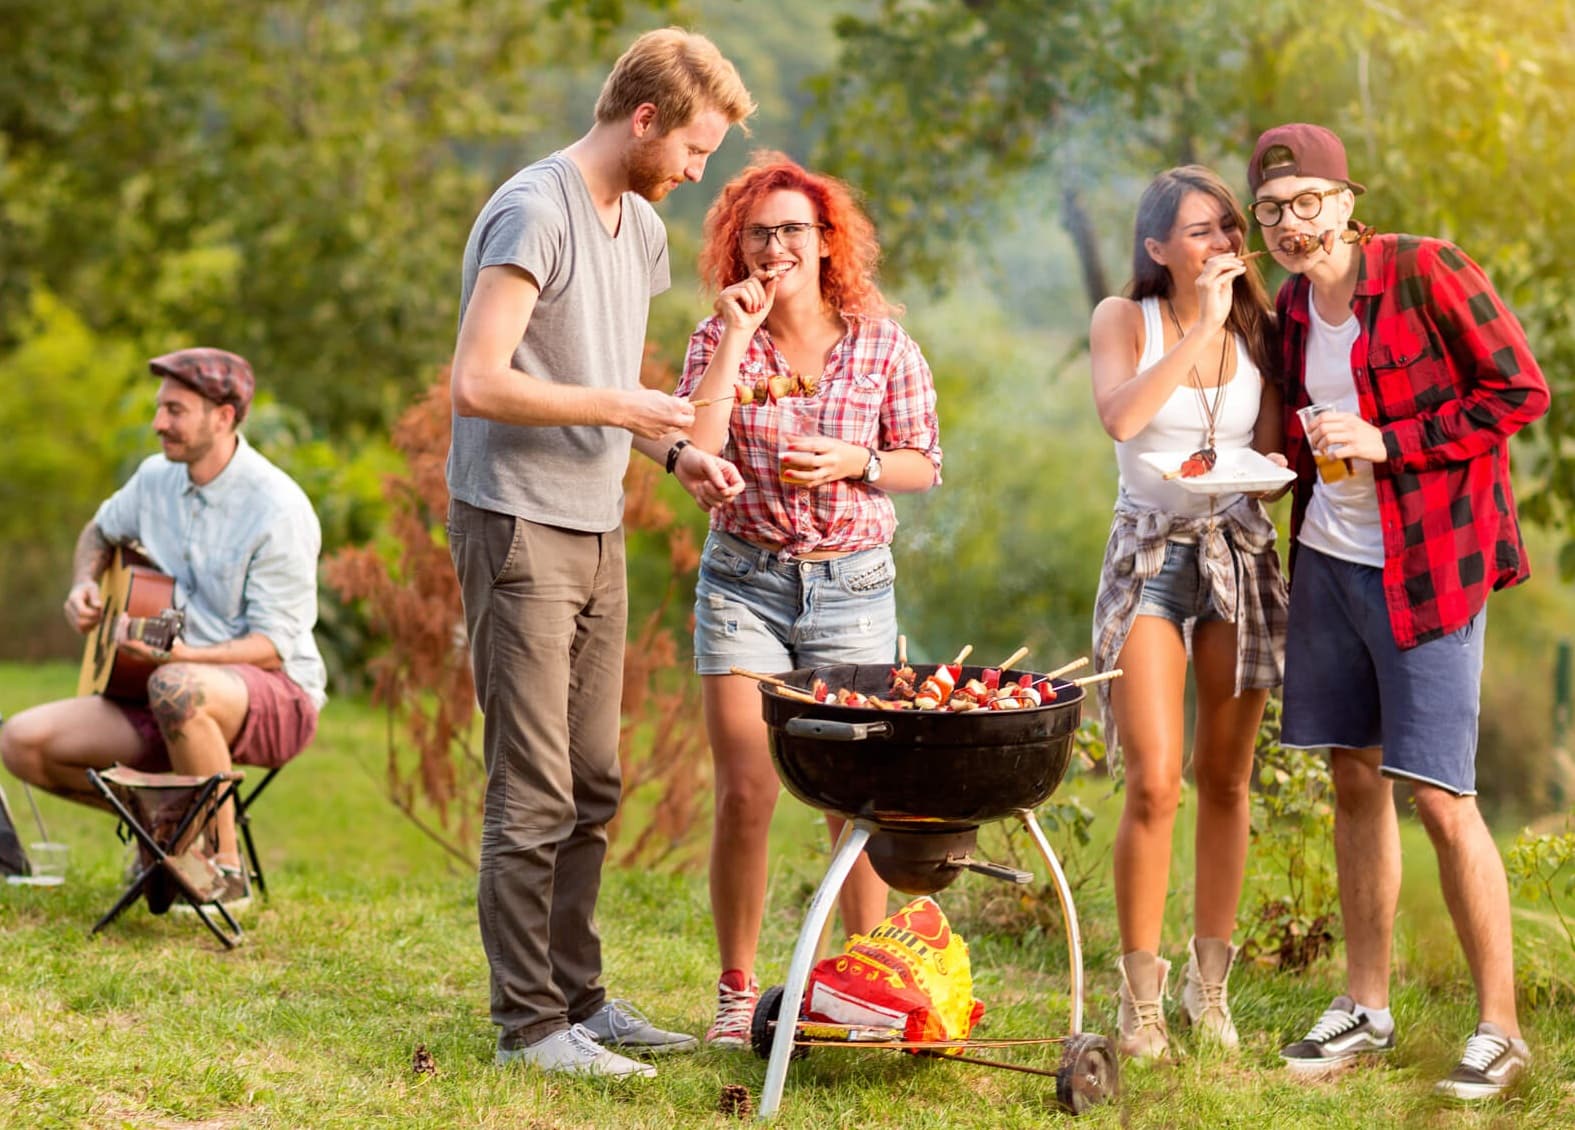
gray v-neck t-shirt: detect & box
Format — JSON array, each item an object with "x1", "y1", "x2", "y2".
[{"x1": 447, "y1": 152, "x2": 671, "y2": 533}]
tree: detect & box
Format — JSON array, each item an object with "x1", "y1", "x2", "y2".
[
  {"x1": 812, "y1": 0, "x2": 1575, "y2": 565},
  {"x1": 0, "y1": 0, "x2": 676, "y2": 431}
]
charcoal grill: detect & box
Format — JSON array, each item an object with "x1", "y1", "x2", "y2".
[{"x1": 751, "y1": 662, "x2": 1118, "y2": 1119}]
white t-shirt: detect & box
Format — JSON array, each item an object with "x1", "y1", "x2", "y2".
[
  {"x1": 1114, "y1": 297, "x2": 1262, "y2": 519},
  {"x1": 1297, "y1": 298, "x2": 1385, "y2": 567}
]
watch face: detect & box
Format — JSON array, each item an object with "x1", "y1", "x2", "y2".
[{"x1": 865, "y1": 451, "x2": 882, "y2": 481}]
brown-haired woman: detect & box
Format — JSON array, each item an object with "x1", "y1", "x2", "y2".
[
  {"x1": 675, "y1": 151, "x2": 943, "y2": 1048},
  {"x1": 1088, "y1": 164, "x2": 1288, "y2": 1060}
]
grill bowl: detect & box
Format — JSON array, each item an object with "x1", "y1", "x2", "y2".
[{"x1": 760, "y1": 663, "x2": 1086, "y2": 831}]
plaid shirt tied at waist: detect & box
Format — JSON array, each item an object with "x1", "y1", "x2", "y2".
[{"x1": 1091, "y1": 493, "x2": 1288, "y2": 762}]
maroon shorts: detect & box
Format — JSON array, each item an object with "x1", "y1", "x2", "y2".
[{"x1": 116, "y1": 665, "x2": 319, "y2": 773}]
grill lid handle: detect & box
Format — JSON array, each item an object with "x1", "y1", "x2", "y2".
[{"x1": 784, "y1": 718, "x2": 894, "y2": 741}]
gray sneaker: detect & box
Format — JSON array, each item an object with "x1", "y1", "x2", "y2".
[
  {"x1": 496, "y1": 1023, "x2": 656, "y2": 1077},
  {"x1": 1280, "y1": 995, "x2": 1394, "y2": 1073},
  {"x1": 579, "y1": 999, "x2": 698, "y2": 1056},
  {"x1": 1434, "y1": 1022, "x2": 1530, "y2": 1100}
]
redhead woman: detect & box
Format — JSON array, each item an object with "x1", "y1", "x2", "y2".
[
  {"x1": 674, "y1": 152, "x2": 942, "y2": 1048},
  {"x1": 1088, "y1": 165, "x2": 1288, "y2": 1060}
]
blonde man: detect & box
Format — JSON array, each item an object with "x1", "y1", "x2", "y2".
[{"x1": 447, "y1": 29, "x2": 753, "y2": 1078}]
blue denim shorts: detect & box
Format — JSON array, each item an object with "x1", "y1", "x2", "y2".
[
  {"x1": 1281, "y1": 545, "x2": 1485, "y2": 795},
  {"x1": 693, "y1": 530, "x2": 899, "y2": 676},
  {"x1": 1134, "y1": 540, "x2": 1223, "y2": 625}
]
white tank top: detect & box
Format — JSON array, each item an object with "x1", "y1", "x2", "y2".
[{"x1": 1113, "y1": 296, "x2": 1263, "y2": 518}]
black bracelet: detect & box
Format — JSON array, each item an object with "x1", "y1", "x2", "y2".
[{"x1": 665, "y1": 439, "x2": 692, "y2": 474}]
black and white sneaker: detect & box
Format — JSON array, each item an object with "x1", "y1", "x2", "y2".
[
  {"x1": 1280, "y1": 995, "x2": 1395, "y2": 1073},
  {"x1": 1434, "y1": 1022, "x2": 1530, "y2": 1100}
]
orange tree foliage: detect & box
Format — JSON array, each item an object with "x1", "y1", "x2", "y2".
[{"x1": 323, "y1": 356, "x2": 712, "y2": 871}]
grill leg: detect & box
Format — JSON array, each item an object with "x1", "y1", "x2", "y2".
[
  {"x1": 758, "y1": 819, "x2": 873, "y2": 1121},
  {"x1": 1016, "y1": 808, "x2": 1084, "y2": 1036}
]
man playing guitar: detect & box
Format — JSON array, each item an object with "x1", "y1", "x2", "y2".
[{"x1": 0, "y1": 348, "x2": 324, "y2": 910}]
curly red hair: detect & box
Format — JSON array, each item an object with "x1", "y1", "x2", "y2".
[{"x1": 698, "y1": 151, "x2": 893, "y2": 319}]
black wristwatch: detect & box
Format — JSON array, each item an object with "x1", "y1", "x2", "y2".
[
  {"x1": 860, "y1": 448, "x2": 883, "y2": 484},
  {"x1": 665, "y1": 439, "x2": 692, "y2": 474}
]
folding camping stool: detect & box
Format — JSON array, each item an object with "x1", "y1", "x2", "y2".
[
  {"x1": 86, "y1": 765, "x2": 248, "y2": 949},
  {"x1": 235, "y1": 765, "x2": 283, "y2": 898}
]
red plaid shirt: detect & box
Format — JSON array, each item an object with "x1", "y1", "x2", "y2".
[
  {"x1": 1279, "y1": 232, "x2": 1549, "y2": 649},
  {"x1": 678, "y1": 314, "x2": 942, "y2": 557}
]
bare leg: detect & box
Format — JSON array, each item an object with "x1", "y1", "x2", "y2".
[
  {"x1": 827, "y1": 814, "x2": 887, "y2": 937},
  {"x1": 1189, "y1": 620, "x2": 1268, "y2": 941},
  {"x1": 1331, "y1": 748, "x2": 1398, "y2": 1007},
  {"x1": 703, "y1": 674, "x2": 781, "y2": 979},
  {"x1": 1110, "y1": 616, "x2": 1189, "y2": 954},
  {"x1": 0, "y1": 697, "x2": 147, "y2": 809},
  {"x1": 1411, "y1": 786, "x2": 1519, "y2": 1037},
  {"x1": 147, "y1": 664, "x2": 248, "y2": 864}
]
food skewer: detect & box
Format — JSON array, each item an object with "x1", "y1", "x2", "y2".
[
  {"x1": 1042, "y1": 656, "x2": 1090, "y2": 681},
  {"x1": 898, "y1": 635, "x2": 908, "y2": 667},
  {"x1": 689, "y1": 393, "x2": 737, "y2": 409},
  {"x1": 1069, "y1": 669, "x2": 1124, "y2": 688},
  {"x1": 995, "y1": 646, "x2": 1030, "y2": 672},
  {"x1": 1241, "y1": 223, "x2": 1377, "y2": 262},
  {"x1": 949, "y1": 645, "x2": 973, "y2": 666},
  {"x1": 729, "y1": 665, "x2": 820, "y2": 703}
]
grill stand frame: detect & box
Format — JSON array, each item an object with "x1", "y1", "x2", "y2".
[{"x1": 757, "y1": 806, "x2": 1089, "y2": 1120}]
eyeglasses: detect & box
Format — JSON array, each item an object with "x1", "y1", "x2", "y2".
[
  {"x1": 1250, "y1": 187, "x2": 1346, "y2": 227},
  {"x1": 740, "y1": 222, "x2": 825, "y2": 252}
]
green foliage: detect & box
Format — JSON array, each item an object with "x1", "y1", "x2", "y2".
[
  {"x1": 889, "y1": 291, "x2": 1112, "y2": 665},
  {"x1": 0, "y1": 0, "x2": 678, "y2": 432},
  {"x1": 1241, "y1": 695, "x2": 1340, "y2": 970},
  {"x1": 815, "y1": 0, "x2": 1575, "y2": 565},
  {"x1": 1506, "y1": 816, "x2": 1575, "y2": 987},
  {"x1": 0, "y1": 292, "x2": 149, "y2": 658}
]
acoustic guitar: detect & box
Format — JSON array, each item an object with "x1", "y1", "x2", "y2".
[{"x1": 77, "y1": 546, "x2": 185, "y2": 701}]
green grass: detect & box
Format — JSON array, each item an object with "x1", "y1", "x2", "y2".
[{"x1": 2, "y1": 662, "x2": 1572, "y2": 1128}]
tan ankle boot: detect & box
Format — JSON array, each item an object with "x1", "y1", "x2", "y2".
[
  {"x1": 1116, "y1": 950, "x2": 1171, "y2": 1060},
  {"x1": 1180, "y1": 935, "x2": 1239, "y2": 1048}
]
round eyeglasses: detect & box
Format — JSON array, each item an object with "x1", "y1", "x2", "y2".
[
  {"x1": 740, "y1": 222, "x2": 826, "y2": 252},
  {"x1": 1250, "y1": 187, "x2": 1346, "y2": 228}
]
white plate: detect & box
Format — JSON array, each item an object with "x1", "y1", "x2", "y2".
[{"x1": 1138, "y1": 447, "x2": 1296, "y2": 495}]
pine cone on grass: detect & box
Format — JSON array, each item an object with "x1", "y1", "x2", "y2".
[{"x1": 717, "y1": 1083, "x2": 753, "y2": 1118}]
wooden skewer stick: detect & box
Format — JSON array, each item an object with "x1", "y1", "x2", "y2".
[
  {"x1": 730, "y1": 666, "x2": 790, "y2": 687},
  {"x1": 1069, "y1": 668, "x2": 1124, "y2": 688},
  {"x1": 1042, "y1": 656, "x2": 1090, "y2": 681},
  {"x1": 690, "y1": 393, "x2": 736, "y2": 409},
  {"x1": 898, "y1": 635, "x2": 908, "y2": 667},
  {"x1": 949, "y1": 644, "x2": 973, "y2": 666},
  {"x1": 729, "y1": 667, "x2": 820, "y2": 704},
  {"x1": 996, "y1": 646, "x2": 1030, "y2": 672}
]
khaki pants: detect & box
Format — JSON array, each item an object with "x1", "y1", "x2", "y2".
[{"x1": 448, "y1": 500, "x2": 626, "y2": 1044}]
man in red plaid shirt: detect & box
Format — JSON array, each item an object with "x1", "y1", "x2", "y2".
[{"x1": 1249, "y1": 124, "x2": 1548, "y2": 1099}]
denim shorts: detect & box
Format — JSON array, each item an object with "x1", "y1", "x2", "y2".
[
  {"x1": 693, "y1": 530, "x2": 899, "y2": 676},
  {"x1": 1281, "y1": 545, "x2": 1485, "y2": 795},
  {"x1": 1134, "y1": 540, "x2": 1223, "y2": 625}
]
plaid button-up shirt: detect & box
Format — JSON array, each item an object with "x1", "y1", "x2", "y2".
[
  {"x1": 1091, "y1": 493, "x2": 1288, "y2": 764},
  {"x1": 1278, "y1": 232, "x2": 1550, "y2": 649},
  {"x1": 678, "y1": 314, "x2": 942, "y2": 557}
]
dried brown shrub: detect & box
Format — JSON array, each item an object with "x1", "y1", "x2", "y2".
[{"x1": 323, "y1": 355, "x2": 712, "y2": 871}]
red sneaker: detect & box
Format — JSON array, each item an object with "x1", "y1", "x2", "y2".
[{"x1": 705, "y1": 969, "x2": 759, "y2": 1049}]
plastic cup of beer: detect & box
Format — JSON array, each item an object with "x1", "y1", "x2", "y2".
[
  {"x1": 1297, "y1": 403, "x2": 1352, "y2": 483},
  {"x1": 777, "y1": 397, "x2": 820, "y2": 486},
  {"x1": 16, "y1": 842, "x2": 69, "y2": 886}
]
